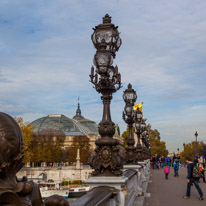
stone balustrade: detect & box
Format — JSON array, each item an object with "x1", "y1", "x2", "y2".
[{"x1": 69, "y1": 159, "x2": 150, "y2": 206}]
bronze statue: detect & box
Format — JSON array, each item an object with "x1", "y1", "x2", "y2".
[
  {"x1": 0, "y1": 112, "x2": 44, "y2": 206},
  {"x1": 0, "y1": 112, "x2": 70, "y2": 205},
  {"x1": 44, "y1": 195, "x2": 69, "y2": 206}
]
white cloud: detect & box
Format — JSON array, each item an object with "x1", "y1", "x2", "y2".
[{"x1": 0, "y1": 0, "x2": 206, "y2": 152}]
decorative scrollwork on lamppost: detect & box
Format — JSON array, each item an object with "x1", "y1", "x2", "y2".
[
  {"x1": 134, "y1": 108, "x2": 147, "y2": 162},
  {"x1": 141, "y1": 130, "x2": 148, "y2": 160},
  {"x1": 145, "y1": 133, "x2": 151, "y2": 159},
  {"x1": 89, "y1": 14, "x2": 123, "y2": 176},
  {"x1": 122, "y1": 83, "x2": 137, "y2": 164}
]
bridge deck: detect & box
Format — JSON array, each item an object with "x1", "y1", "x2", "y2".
[{"x1": 137, "y1": 167, "x2": 206, "y2": 206}]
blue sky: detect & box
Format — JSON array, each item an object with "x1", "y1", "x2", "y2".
[{"x1": 0, "y1": 0, "x2": 206, "y2": 152}]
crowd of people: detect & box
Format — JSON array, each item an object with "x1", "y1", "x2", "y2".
[
  {"x1": 150, "y1": 154, "x2": 206, "y2": 201},
  {"x1": 150, "y1": 153, "x2": 180, "y2": 170}
]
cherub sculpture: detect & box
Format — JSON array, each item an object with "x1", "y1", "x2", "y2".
[
  {"x1": 0, "y1": 112, "x2": 69, "y2": 206},
  {"x1": 133, "y1": 102, "x2": 144, "y2": 113}
]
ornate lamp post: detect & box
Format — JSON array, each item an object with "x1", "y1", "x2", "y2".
[
  {"x1": 145, "y1": 133, "x2": 150, "y2": 159},
  {"x1": 177, "y1": 148, "x2": 179, "y2": 154},
  {"x1": 141, "y1": 130, "x2": 148, "y2": 160},
  {"x1": 122, "y1": 83, "x2": 137, "y2": 164},
  {"x1": 90, "y1": 14, "x2": 123, "y2": 176},
  {"x1": 134, "y1": 108, "x2": 146, "y2": 162},
  {"x1": 183, "y1": 142, "x2": 186, "y2": 164},
  {"x1": 195, "y1": 131, "x2": 198, "y2": 155}
]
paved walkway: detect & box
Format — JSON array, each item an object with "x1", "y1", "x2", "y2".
[{"x1": 143, "y1": 167, "x2": 206, "y2": 206}]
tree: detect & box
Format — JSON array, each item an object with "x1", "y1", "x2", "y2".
[
  {"x1": 32, "y1": 129, "x2": 65, "y2": 164},
  {"x1": 121, "y1": 123, "x2": 168, "y2": 156},
  {"x1": 69, "y1": 136, "x2": 91, "y2": 163},
  {"x1": 146, "y1": 124, "x2": 168, "y2": 157},
  {"x1": 179, "y1": 141, "x2": 205, "y2": 162},
  {"x1": 15, "y1": 117, "x2": 34, "y2": 163}
]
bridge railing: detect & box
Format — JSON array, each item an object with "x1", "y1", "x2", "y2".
[{"x1": 70, "y1": 186, "x2": 119, "y2": 206}]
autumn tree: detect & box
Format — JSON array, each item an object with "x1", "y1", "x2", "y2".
[
  {"x1": 69, "y1": 135, "x2": 91, "y2": 164},
  {"x1": 146, "y1": 124, "x2": 168, "y2": 157},
  {"x1": 15, "y1": 117, "x2": 34, "y2": 163},
  {"x1": 179, "y1": 141, "x2": 205, "y2": 162},
  {"x1": 32, "y1": 129, "x2": 65, "y2": 164}
]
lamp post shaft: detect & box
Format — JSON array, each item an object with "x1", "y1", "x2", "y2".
[
  {"x1": 89, "y1": 14, "x2": 123, "y2": 176},
  {"x1": 195, "y1": 131, "x2": 198, "y2": 156}
]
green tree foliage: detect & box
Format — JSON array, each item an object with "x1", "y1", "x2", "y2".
[
  {"x1": 179, "y1": 141, "x2": 205, "y2": 162},
  {"x1": 146, "y1": 124, "x2": 168, "y2": 157},
  {"x1": 69, "y1": 136, "x2": 91, "y2": 163}
]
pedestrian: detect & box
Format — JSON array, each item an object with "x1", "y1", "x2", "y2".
[
  {"x1": 152, "y1": 156, "x2": 155, "y2": 169},
  {"x1": 183, "y1": 156, "x2": 204, "y2": 201},
  {"x1": 165, "y1": 155, "x2": 171, "y2": 168},
  {"x1": 160, "y1": 156, "x2": 165, "y2": 169},
  {"x1": 155, "y1": 154, "x2": 159, "y2": 169},
  {"x1": 174, "y1": 160, "x2": 179, "y2": 177},
  {"x1": 164, "y1": 165, "x2": 170, "y2": 179},
  {"x1": 198, "y1": 155, "x2": 206, "y2": 183}
]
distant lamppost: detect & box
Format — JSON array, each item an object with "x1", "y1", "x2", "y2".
[
  {"x1": 177, "y1": 148, "x2": 179, "y2": 154},
  {"x1": 183, "y1": 142, "x2": 186, "y2": 163},
  {"x1": 195, "y1": 131, "x2": 198, "y2": 155},
  {"x1": 134, "y1": 108, "x2": 147, "y2": 162},
  {"x1": 90, "y1": 14, "x2": 123, "y2": 176},
  {"x1": 122, "y1": 83, "x2": 137, "y2": 164},
  {"x1": 146, "y1": 133, "x2": 151, "y2": 159},
  {"x1": 141, "y1": 130, "x2": 148, "y2": 160}
]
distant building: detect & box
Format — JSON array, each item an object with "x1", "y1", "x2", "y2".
[{"x1": 31, "y1": 101, "x2": 122, "y2": 150}]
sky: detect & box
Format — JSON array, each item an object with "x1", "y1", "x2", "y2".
[{"x1": 0, "y1": 0, "x2": 206, "y2": 153}]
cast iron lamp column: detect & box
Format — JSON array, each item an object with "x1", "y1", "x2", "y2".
[
  {"x1": 195, "y1": 131, "x2": 198, "y2": 156},
  {"x1": 122, "y1": 83, "x2": 137, "y2": 164},
  {"x1": 90, "y1": 14, "x2": 123, "y2": 176},
  {"x1": 183, "y1": 142, "x2": 186, "y2": 164},
  {"x1": 141, "y1": 130, "x2": 148, "y2": 160},
  {"x1": 134, "y1": 108, "x2": 146, "y2": 162}
]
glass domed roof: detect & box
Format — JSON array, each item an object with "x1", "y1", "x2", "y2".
[{"x1": 31, "y1": 114, "x2": 98, "y2": 136}]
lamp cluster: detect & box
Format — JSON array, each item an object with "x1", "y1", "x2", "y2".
[
  {"x1": 123, "y1": 84, "x2": 151, "y2": 164},
  {"x1": 90, "y1": 14, "x2": 122, "y2": 92}
]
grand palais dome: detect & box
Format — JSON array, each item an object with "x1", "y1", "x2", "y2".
[{"x1": 31, "y1": 103, "x2": 98, "y2": 136}]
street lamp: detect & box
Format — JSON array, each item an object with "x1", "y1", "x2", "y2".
[
  {"x1": 195, "y1": 131, "x2": 198, "y2": 155},
  {"x1": 90, "y1": 14, "x2": 123, "y2": 176},
  {"x1": 122, "y1": 83, "x2": 137, "y2": 164},
  {"x1": 177, "y1": 148, "x2": 179, "y2": 154},
  {"x1": 183, "y1": 142, "x2": 186, "y2": 164},
  {"x1": 134, "y1": 107, "x2": 146, "y2": 162}
]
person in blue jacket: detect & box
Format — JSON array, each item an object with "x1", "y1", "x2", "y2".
[
  {"x1": 183, "y1": 156, "x2": 204, "y2": 201},
  {"x1": 165, "y1": 155, "x2": 171, "y2": 168},
  {"x1": 173, "y1": 160, "x2": 179, "y2": 177}
]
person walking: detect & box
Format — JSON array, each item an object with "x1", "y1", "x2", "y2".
[
  {"x1": 155, "y1": 154, "x2": 159, "y2": 169},
  {"x1": 165, "y1": 155, "x2": 171, "y2": 168},
  {"x1": 164, "y1": 165, "x2": 170, "y2": 180},
  {"x1": 152, "y1": 156, "x2": 155, "y2": 169},
  {"x1": 198, "y1": 155, "x2": 206, "y2": 183},
  {"x1": 174, "y1": 160, "x2": 179, "y2": 177},
  {"x1": 160, "y1": 156, "x2": 165, "y2": 169},
  {"x1": 183, "y1": 156, "x2": 204, "y2": 201}
]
